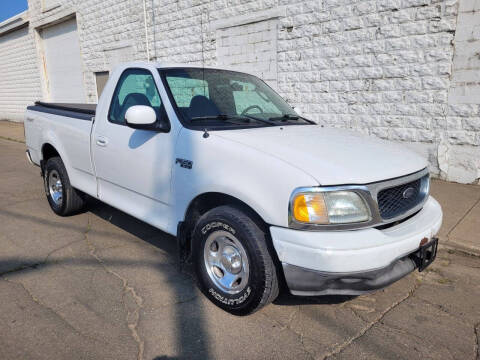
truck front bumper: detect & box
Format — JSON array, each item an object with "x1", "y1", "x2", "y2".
[{"x1": 270, "y1": 196, "x2": 442, "y2": 296}]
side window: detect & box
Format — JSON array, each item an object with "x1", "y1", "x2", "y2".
[{"x1": 108, "y1": 69, "x2": 162, "y2": 125}]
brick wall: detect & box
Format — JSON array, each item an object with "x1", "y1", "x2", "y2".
[
  {"x1": 5, "y1": 0, "x2": 480, "y2": 182},
  {"x1": 276, "y1": 0, "x2": 457, "y2": 175},
  {"x1": 0, "y1": 14, "x2": 41, "y2": 122},
  {"x1": 443, "y1": 0, "x2": 480, "y2": 182},
  {"x1": 150, "y1": 0, "x2": 479, "y2": 183}
]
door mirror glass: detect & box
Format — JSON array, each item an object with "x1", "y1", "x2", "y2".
[{"x1": 125, "y1": 105, "x2": 157, "y2": 128}]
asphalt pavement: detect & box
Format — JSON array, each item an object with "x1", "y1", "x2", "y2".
[{"x1": 0, "y1": 124, "x2": 479, "y2": 359}]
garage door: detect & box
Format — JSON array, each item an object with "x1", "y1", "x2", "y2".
[{"x1": 41, "y1": 18, "x2": 85, "y2": 102}]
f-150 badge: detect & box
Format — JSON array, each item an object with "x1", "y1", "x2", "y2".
[{"x1": 176, "y1": 158, "x2": 193, "y2": 169}]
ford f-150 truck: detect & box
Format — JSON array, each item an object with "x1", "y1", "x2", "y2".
[{"x1": 24, "y1": 62, "x2": 442, "y2": 315}]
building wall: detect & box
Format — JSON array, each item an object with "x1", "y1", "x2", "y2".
[
  {"x1": 27, "y1": 0, "x2": 150, "y2": 103},
  {"x1": 443, "y1": 0, "x2": 480, "y2": 182},
  {"x1": 0, "y1": 15, "x2": 41, "y2": 122},
  {"x1": 5, "y1": 0, "x2": 480, "y2": 183},
  {"x1": 150, "y1": 0, "x2": 479, "y2": 183}
]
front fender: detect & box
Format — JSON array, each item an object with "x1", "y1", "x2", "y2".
[{"x1": 172, "y1": 128, "x2": 318, "y2": 228}]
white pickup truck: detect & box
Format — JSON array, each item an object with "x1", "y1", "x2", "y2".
[{"x1": 24, "y1": 62, "x2": 442, "y2": 315}]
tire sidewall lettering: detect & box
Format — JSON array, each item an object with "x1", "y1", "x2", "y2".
[
  {"x1": 200, "y1": 220, "x2": 254, "y2": 307},
  {"x1": 201, "y1": 221, "x2": 236, "y2": 235},
  {"x1": 208, "y1": 286, "x2": 251, "y2": 306}
]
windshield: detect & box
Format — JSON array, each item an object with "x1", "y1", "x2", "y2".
[{"x1": 159, "y1": 68, "x2": 311, "y2": 128}]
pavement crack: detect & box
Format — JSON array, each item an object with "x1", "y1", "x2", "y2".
[
  {"x1": 298, "y1": 332, "x2": 317, "y2": 360},
  {"x1": 382, "y1": 322, "x2": 455, "y2": 359},
  {"x1": 446, "y1": 197, "x2": 480, "y2": 240},
  {"x1": 286, "y1": 307, "x2": 300, "y2": 327},
  {"x1": 261, "y1": 309, "x2": 317, "y2": 359},
  {"x1": 84, "y1": 216, "x2": 145, "y2": 360},
  {"x1": 0, "y1": 237, "x2": 87, "y2": 277},
  {"x1": 289, "y1": 328, "x2": 317, "y2": 359},
  {"x1": 0, "y1": 135, "x2": 25, "y2": 144},
  {"x1": 43, "y1": 238, "x2": 87, "y2": 263},
  {"x1": 416, "y1": 297, "x2": 460, "y2": 322},
  {"x1": 474, "y1": 322, "x2": 480, "y2": 360},
  {"x1": 1, "y1": 277, "x2": 93, "y2": 341},
  {"x1": 440, "y1": 245, "x2": 480, "y2": 259},
  {"x1": 322, "y1": 283, "x2": 419, "y2": 359}
]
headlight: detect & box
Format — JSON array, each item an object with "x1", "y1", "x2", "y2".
[{"x1": 291, "y1": 190, "x2": 371, "y2": 224}]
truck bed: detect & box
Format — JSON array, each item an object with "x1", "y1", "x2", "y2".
[{"x1": 27, "y1": 101, "x2": 97, "y2": 121}]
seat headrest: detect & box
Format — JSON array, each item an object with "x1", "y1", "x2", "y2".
[{"x1": 189, "y1": 95, "x2": 220, "y2": 118}]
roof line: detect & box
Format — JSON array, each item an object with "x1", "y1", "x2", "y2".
[{"x1": 0, "y1": 10, "x2": 29, "y2": 36}]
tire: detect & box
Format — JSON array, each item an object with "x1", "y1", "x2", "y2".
[
  {"x1": 192, "y1": 205, "x2": 279, "y2": 315},
  {"x1": 43, "y1": 157, "x2": 86, "y2": 216}
]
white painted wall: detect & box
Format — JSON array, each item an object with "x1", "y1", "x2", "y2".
[
  {"x1": 439, "y1": 0, "x2": 480, "y2": 183},
  {"x1": 0, "y1": 13, "x2": 41, "y2": 122},
  {"x1": 215, "y1": 16, "x2": 279, "y2": 89},
  {"x1": 40, "y1": 17, "x2": 85, "y2": 102}
]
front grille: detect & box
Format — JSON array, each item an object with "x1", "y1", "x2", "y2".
[{"x1": 377, "y1": 176, "x2": 426, "y2": 219}]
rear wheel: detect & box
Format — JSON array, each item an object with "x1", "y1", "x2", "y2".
[
  {"x1": 43, "y1": 157, "x2": 86, "y2": 216},
  {"x1": 192, "y1": 205, "x2": 279, "y2": 315}
]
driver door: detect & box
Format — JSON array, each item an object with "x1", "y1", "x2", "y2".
[{"x1": 92, "y1": 68, "x2": 175, "y2": 230}]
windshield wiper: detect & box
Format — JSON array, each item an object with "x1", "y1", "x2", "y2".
[
  {"x1": 190, "y1": 114, "x2": 232, "y2": 122},
  {"x1": 190, "y1": 114, "x2": 273, "y2": 126},
  {"x1": 239, "y1": 114, "x2": 276, "y2": 126},
  {"x1": 268, "y1": 114, "x2": 315, "y2": 124}
]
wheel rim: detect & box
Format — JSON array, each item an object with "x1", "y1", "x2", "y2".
[
  {"x1": 48, "y1": 170, "x2": 63, "y2": 206},
  {"x1": 204, "y1": 230, "x2": 249, "y2": 295}
]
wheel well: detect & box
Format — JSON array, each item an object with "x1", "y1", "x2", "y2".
[
  {"x1": 178, "y1": 192, "x2": 268, "y2": 261},
  {"x1": 40, "y1": 144, "x2": 60, "y2": 174},
  {"x1": 42, "y1": 143, "x2": 60, "y2": 162}
]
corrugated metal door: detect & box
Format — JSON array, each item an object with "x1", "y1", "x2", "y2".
[{"x1": 41, "y1": 18, "x2": 85, "y2": 102}]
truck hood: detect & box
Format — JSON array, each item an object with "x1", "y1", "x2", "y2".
[{"x1": 214, "y1": 125, "x2": 427, "y2": 185}]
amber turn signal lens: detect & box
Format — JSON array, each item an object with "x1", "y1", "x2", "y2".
[{"x1": 292, "y1": 193, "x2": 329, "y2": 224}]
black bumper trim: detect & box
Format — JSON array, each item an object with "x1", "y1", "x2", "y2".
[{"x1": 283, "y1": 256, "x2": 417, "y2": 296}]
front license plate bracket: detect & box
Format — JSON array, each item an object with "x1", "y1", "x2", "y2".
[{"x1": 413, "y1": 237, "x2": 438, "y2": 272}]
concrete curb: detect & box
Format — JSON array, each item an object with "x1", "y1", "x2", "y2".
[
  {"x1": 0, "y1": 120, "x2": 25, "y2": 143},
  {"x1": 439, "y1": 243, "x2": 480, "y2": 258}
]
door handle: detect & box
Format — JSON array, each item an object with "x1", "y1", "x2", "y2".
[{"x1": 96, "y1": 136, "x2": 109, "y2": 147}]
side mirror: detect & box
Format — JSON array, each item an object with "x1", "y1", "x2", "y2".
[{"x1": 125, "y1": 105, "x2": 157, "y2": 130}]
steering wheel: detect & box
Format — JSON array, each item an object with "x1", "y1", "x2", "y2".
[{"x1": 241, "y1": 105, "x2": 263, "y2": 115}]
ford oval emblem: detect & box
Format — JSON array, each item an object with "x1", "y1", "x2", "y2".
[{"x1": 402, "y1": 187, "x2": 415, "y2": 199}]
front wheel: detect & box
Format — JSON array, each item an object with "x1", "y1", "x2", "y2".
[{"x1": 192, "y1": 205, "x2": 279, "y2": 315}]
